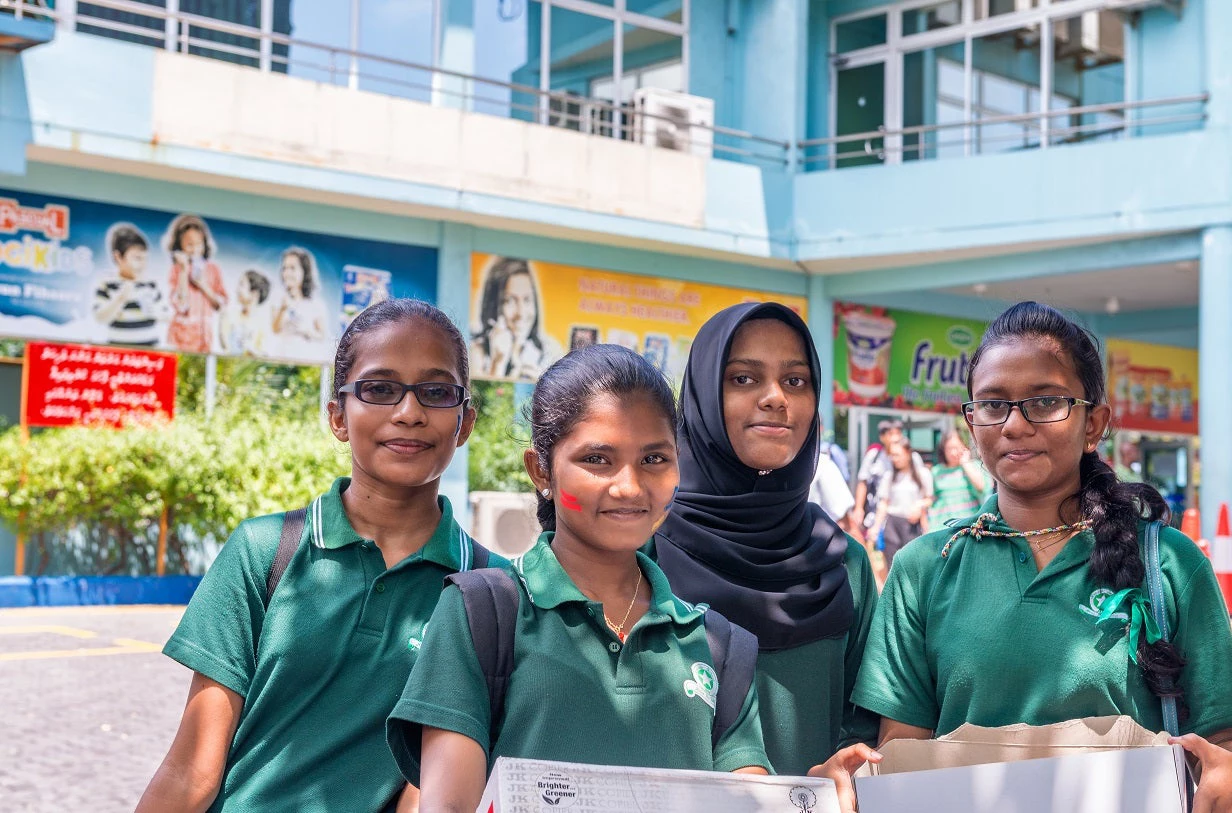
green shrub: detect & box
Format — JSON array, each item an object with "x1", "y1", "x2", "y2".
[{"x1": 467, "y1": 381, "x2": 533, "y2": 494}]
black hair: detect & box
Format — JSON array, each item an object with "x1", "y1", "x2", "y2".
[
  {"x1": 968, "y1": 301, "x2": 1183, "y2": 712},
  {"x1": 331, "y1": 299, "x2": 470, "y2": 403},
  {"x1": 527, "y1": 344, "x2": 677, "y2": 532},
  {"x1": 242, "y1": 269, "x2": 271, "y2": 305},
  {"x1": 280, "y1": 247, "x2": 318, "y2": 299},
  {"x1": 165, "y1": 213, "x2": 215, "y2": 259},
  {"x1": 938, "y1": 427, "x2": 970, "y2": 467},
  {"x1": 888, "y1": 438, "x2": 925, "y2": 492},
  {"x1": 109, "y1": 224, "x2": 148, "y2": 258},
  {"x1": 475, "y1": 257, "x2": 544, "y2": 361}
]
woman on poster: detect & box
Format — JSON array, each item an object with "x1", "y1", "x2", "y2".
[
  {"x1": 271, "y1": 247, "x2": 328, "y2": 355},
  {"x1": 470, "y1": 256, "x2": 561, "y2": 381}
]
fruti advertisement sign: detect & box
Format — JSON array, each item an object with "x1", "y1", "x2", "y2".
[
  {"x1": 833, "y1": 302, "x2": 988, "y2": 413},
  {"x1": 468, "y1": 253, "x2": 808, "y2": 383},
  {"x1": 1106, "y1": 339, "x2": 1198, "y2": 434}
]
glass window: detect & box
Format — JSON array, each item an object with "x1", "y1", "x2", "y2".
[
  {"x1": 472, "y1": 0, "x2": 533, "y2": 119},
  {"x1": 626, "y1": 0, "x2": 683, "y2": 21},
  {"x1": 902, "y1": 42, "x2": 964, "y2": 161},
  {"x1": 835, "y1": 14, "x2": 887, "y2": 54},
  {"x1": 355, "y1": 0, "x2": 437, "y2": 103},
  {"x1": 550, "y1": 5, "x2": 615, "y2": 134},
  {"x1": 288, "y1": 1, "x2": 355, "y2": 86},
  {"x1": 971, "y1": 31, "x2": 1040, "y2": 153},
  {"x1": 1051, "y1": 12, "x2": 1125, "y2": 144},
  {"x1": 902, "y1": 1, "x2": 962, "y2": 37},
  {"x1": 622, "y1": 22, "x2": 683, "y2": 91},
  {"x1": 981, "y1": 0, "x2": 1039, "y2": 18},
  {"x1": 76, "y1": 0, "x2": 166, "y2": 47}
]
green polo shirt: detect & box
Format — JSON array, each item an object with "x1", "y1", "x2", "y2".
[
  {"x1": 754, "y1": 539, "x2": 881, "y2": 776},
  {"x1": 386, "y1": 535, "x2": 771, "y2": 784},
  {"x1": 852, "y1": 494, "x2": 1232, "y2": 738},
  {"x1": 643, "y1": 535, "x2": 880, "y2": 775},
  {"x1": 164, "y1": 477, "x2": 499, "y2": 812}
]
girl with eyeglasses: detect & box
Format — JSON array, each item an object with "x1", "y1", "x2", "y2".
[
  {"x1": 852, "y1": 301, "x2": 1232, "y2": 810},
  {"x1": 139, "y1": 299, "x2": 501, "y2": 813}
]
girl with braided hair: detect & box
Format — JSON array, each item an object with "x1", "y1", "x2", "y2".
[{"x1": 851, "y1": 301, "x2": 1232, "y2": 811}]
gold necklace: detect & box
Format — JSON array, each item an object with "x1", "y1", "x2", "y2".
[
  {"x1": 603, "y1": 569, "x2": 643, "y2": 642},
  {"x1": 1029, "y1": 529, "x2": 1076, "y2": 555}
]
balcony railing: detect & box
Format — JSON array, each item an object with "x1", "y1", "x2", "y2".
[
  {"x1": 1, "y1": 0, "x2": 792, "y2": 167},
  {"x1": 798, "y1": 94, "x2": 1210, "y2": 171}
]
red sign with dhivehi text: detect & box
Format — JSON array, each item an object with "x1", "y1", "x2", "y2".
[{"x1": 24, "y1": 341, "x2": 177, "y2": 428}]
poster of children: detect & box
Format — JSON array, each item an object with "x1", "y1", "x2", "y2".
[
  {"x1": 0, "y1": 190, "x2": 437, "y2": 365},
  {"x1": 469, "y1": 253, "x2": 808, "y2": 383}
]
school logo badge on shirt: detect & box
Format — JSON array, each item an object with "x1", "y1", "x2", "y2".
[
  {"x1": 1079, "y1": 588, "x2": 1129, "y2": 622},
  {"x1": 683, "y1": 662, "x2": 718, "y2": 710}
]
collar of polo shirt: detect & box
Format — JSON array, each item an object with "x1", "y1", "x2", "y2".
[
  {"x1": 514, "y1": 534, "x2": 707, "y2": 625},
  {"x1": 308, "y1": 477, "x2": 476, "y2": 572}
]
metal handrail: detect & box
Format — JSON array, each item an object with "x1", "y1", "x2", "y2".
[
  {"x1": 800, "y1": 93, "x2": 1210, "y2": 167},
  {"x1": 5, "y1": 0, "x2": 792, "y2": 165}
]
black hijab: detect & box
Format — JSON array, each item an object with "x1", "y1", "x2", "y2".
[{"x1": 655, "y1": 302, "x2": 854, "y2": 652}]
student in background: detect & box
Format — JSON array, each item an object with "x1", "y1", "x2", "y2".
[
  {"x1": 868, "y1": 439, "x2": 933, "y2": 568},
  {"x1": 928, "y1": 429, "x2": 988, "y2": 529},
  {"x1": 388, "y1": 345, "x2": 772, "y2": 813},
  {"x1": 138, "y1": 299, "x2": 496, "y2": 813},
  {"x1": 93, "y1": 223, "x2": 168, "y2": 347},
  {"x1": 853, "y1": 302, "x2": 1232, "y2": 811}
]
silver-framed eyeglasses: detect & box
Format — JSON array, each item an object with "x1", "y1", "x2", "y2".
[
  {"x1": 961, "y1": 396, "x2": 1094, "y2": 426},
  {"x1": 338, "y1": 379, "x2": 468, "y2": 408}
]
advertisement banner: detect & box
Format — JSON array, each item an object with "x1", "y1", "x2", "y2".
[
  {"x1": 1106, "y1": 339, "x2": 1198, "y2": 435},
  {"x1": 468, "y1": 254, "x2": 809, "y2": 382},
  {"x1": 23, "y1": 341, "x2": 177, "y2": 429},
  {"x1": 833, "y1": 302, "x2": 988, "y2": 413},
  {"x1": 0, "y1": 189, "x2": 437, "y2": 364}
]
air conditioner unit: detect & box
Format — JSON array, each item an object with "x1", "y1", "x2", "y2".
[
  {"x1": 1055, "y1": 11, "x2": 1125, "y2": 67},
  {"x1": 469, "y1": 491, "x2": 540, "y2": 559},
  {"x1": 631, "y1": 87, "x2": 715, "y2": 158}
]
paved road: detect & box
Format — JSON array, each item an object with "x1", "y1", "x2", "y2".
[{"x1": 0, "y1": 606, "x2": 189, "y2": 813}]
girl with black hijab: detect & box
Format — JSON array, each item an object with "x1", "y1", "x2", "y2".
[{"x1": 651, "y1": 302, "x2": 881, "y2": 788}]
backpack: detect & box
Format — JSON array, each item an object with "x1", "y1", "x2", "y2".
[
  {"x1": 445, "y1": 568, "x2": 758, "y2": 751},
  {"x1": 263, "y1": 507, "x2": 491, "y2": 606}
]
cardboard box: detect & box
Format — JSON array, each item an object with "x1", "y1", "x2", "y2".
[
  {"x1": 853, "y1": 716, "x2": 1189, "y2": 813},
  {"x1": 477, "y1": 758, "x2": 840, "y2": 813}
]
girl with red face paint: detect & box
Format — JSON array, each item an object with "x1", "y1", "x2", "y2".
[{"x1": 388, "y1": 344, "x2": 773, "y2": 813}]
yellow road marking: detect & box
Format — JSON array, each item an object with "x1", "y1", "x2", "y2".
[
  {"x1": 0, "y1": 625, "x2": 98, "y2": 639},
  {"x1": 0, "y1": 639, "x2": 162, "y2": 662}
]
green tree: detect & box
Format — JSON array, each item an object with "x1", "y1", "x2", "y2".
[{"x1": 467, "y1": 380, "x2": 533, "y2": 494}]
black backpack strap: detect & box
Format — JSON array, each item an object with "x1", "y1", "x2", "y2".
[
  {"x1": 265, "y1": 507, "x2": 306, "y2": 607},
  {"x1": 471, "y1": 542, "x2": 491, "y2": 570},
  {"x1": 444, "y1": 568, "x2": 520, "y2": 741},
  {"x1": 703, "y1": 608, "x2": 759, "y2": 750}
]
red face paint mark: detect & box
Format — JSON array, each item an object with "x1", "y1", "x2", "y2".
[{"x1": 560, "y1": 490, "x2": 583, "y2": 512}]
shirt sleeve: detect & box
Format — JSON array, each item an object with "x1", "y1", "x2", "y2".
[
  {"x1": 814, "y1": 458, "x2": 855, "y2": 520},
  {"x1": 1168, "y1": 536, "x2": 1232, "y2": 737},
  {"x1": 162, "y1": 519, "x2": 270, "y2": 697},
  {"x1": 712, "y1": 671, "x2": 772, "y2": 773},
  {"x1": 857, "y1": 449, "x2": 878, "y2": 483},
  {"x1": 838, "y1": 542, "x2": 881, "y2": 750},
  {"x1": 850, "y1": 545, "x2": 940, "y2": 731},
  {"x1": 386, "y1": 585, "x2": 492, "y2": 787}
]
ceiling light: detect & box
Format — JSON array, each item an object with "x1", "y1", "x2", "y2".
[
  {"x1": 1105, "y1": 296, "x2": 1121, "y2": 315},
  {"x1": 973, "y1": 283, "x2": 988, "y2": 295}
]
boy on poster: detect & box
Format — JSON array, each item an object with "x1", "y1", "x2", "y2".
[{"x1": 92, "y1": 223, "x2": 169, "y2": 347}]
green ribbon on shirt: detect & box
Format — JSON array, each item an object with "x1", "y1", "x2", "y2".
[{"x1": 1096, "y1": 587, "x2": 1162, "y2": 662}]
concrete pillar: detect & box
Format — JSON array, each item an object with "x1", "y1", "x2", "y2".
[
  {"x1": 807, "y1": 273, "x2": 834, "y2": 439},
  {"x1": 438, "y1": 222, "x2": 475, "y2": 521},
  {"x1": 1199, "y1": 225, "x2": 1232, "y2": 539}
]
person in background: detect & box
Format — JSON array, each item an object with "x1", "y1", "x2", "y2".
[
  {"x1": 868, "y1": 439, "x2": 933, "y2": 568},
  {"x1": 470, "y1": 256, "x2": 562, "y2": 381},
  {"x1": 271, "y1": 247, "x2": 327, "y2": 345},
  {"x1": 93, "y1": 223, "x2": 168, "y2": 347},
  {"x1": 811, "y1": 445, "x2": 857, "y2": 532},
  {"x1": 928, "y1": 429, "x2": 988, "y2": 529},
  {"x1": 819, "y1": 415, "x2": 851, "y2": 484},
  {"x1": 853, "y1": 420, "x2": 924, "y2": 535},
  {"x1": 165, "y1": 214, "x2": 227, "y2": 354}
]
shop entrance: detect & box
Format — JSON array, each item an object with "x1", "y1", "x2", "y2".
[{"x1": 1118, "y1": 434, "x2": 1196, "y2": 522}]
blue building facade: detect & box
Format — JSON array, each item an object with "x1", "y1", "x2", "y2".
[{"x1": 0, "y1": 0, "x2": 1225, "y2": 554}]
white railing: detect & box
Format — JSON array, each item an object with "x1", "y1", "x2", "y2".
[
  {"x1": 798, "y1": 94, "x2": 1210, "y2": 170},
  {"x1": 2, "y1": 0, "x2": 792, "y2": 166}
]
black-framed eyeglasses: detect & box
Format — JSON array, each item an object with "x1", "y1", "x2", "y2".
[
  {"x1": 962, "y1": 396, "x2": 1094, "y2": 426},
  {"x1": 338, "y1": 379, "x2": 468, "y2": 409}
]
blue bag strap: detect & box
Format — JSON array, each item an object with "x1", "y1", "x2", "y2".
[{"x1": 1144, "y1": 519, "x2": 1180, "y2": 736}]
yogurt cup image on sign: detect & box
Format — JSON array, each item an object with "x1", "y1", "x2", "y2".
[{"x1": 843, "y1": 310, "x2": 896, "y2": 402}]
